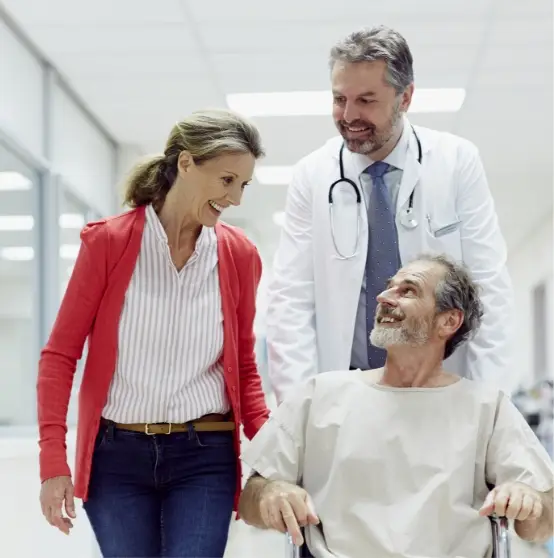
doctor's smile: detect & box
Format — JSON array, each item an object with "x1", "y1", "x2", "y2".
[{"x1": 339, "y1": 120, "x2": 375, "y2": 139}]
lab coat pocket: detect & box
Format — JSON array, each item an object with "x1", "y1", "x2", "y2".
[
  {"x1": 424, "y1": 217, "x2": 462, "y2": 260},
  {"x1": 432, "y1": 220, "x2": 461, "y2": 238}
]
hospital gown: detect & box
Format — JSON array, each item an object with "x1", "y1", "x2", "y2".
[{"x1": 242, "y1": 369, "x2": 554, "y2": 558}]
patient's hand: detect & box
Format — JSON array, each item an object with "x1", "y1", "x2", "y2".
[
  {"x1": 479, "y1": 481, "x2": 542, "y2": 521},
  {"x1": 259, "y1": 480, "x2": 320, "y2": 546}
]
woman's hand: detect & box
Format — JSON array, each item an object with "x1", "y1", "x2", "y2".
[{"x1": 40, "y1": 475, "x2": 76, "y2": 535}]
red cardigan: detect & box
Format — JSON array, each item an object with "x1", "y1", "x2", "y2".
[{"x1": 37, "y1": 206, "x2": 270, "y2": 506}]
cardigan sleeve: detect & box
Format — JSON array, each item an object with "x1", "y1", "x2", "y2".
[
  {"x1": 237, "y1": 244, "x2": 271, "y2": 439},
  {"x1": 37, "y1": 221, "x2": 109, "y2": 482}
]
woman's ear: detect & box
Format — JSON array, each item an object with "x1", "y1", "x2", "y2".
[{"x1": 177, "y1": 150, "x2": 194, "y2": 176}]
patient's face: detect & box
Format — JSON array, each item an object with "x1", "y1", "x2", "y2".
[{"x1": 370, "y1": 261, "x2": 443, "y2": 348}]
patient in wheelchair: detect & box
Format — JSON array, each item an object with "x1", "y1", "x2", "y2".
[{"x1": 239, "y1": 255, "x2": 554, "y2": 558}]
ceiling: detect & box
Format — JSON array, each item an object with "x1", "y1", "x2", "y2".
[{"x1": 1, "y1": 0, "x2": 552, "y2": 257}]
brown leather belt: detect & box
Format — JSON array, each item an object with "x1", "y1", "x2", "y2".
[{"x1": 105, "y1": 414, "x2": 235, "y2": 435}]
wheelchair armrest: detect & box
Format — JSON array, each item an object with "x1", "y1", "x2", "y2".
[{"x1": 285, "y1": 516, "x2": 511, "y2": 558}]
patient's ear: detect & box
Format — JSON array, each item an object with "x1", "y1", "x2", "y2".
[{"x1": 438, "y1": 309, "x2": 464, "y2": 339}]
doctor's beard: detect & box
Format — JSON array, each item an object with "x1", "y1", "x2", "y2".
[{"x1": 339, "y1": 98, "x2": 402, "y2": 155}]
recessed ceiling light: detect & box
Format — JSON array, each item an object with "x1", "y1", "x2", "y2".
[
  {"x1": 0, "y1": 244, "x2": 81, "y2": 261},
  {"x1": 227, "y1": 88, "x2": 466, "y2": 117},
  {"x1": 255, "y1": 166, "x2": 294, "y2": 185},
  {"x1": 0, "y1": 215, "x2": 34, "y2": 231},
  {"x1": 59, "y1": 213, "x2": 85, "y2": 229},
  {"x1": 0, "y1": 213, "x2": 86, "y2": 231},
  {"x1": 411, "y1": 88, "x2": 466, "y2": 113},
  {"x1": 0, "y1": 172, "x2": 32, "y2": 191},
  {"x1": 59, "y1": 244, "x2": 80, "y2": 260},
  {"x1": 0, "y1": 246, "x2": 34, "y2": 261},
  {"x1": 228, "y1": 91, "x2": 331, "y2": 117}
]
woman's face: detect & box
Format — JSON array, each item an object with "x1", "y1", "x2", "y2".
[{"x1": 176, "y1": 151, "x2": 256, "y2": 227}]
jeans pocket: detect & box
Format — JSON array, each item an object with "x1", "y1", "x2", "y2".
[
  {"x1": 94, "y1": 424, "x2": 110, "y2": 450},
  {"x1": 195, "y1": 431, "x2": 234, "y2": 449}
]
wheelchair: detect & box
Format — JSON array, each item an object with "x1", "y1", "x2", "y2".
[{"x1": 285, "y1": 515, "x2": 511, "y2": 557}]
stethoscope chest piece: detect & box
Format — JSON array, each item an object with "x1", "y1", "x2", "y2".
[{"x1": 399, "y1": 207, "x2": 418, "y2": 229}]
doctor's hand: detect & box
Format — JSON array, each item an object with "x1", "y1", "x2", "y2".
[
  {"x1": 259, "y1": 480, "x2": 319, "y2": 546},
  {"x1": 479, "y1": 481, "x2": 543, "y2": 522},
  {"x1": 40, "y1": 475, "x2": 76, "y2": 535}
]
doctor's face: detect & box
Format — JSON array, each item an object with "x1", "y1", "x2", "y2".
[
  {"x1": 331, "y1": 60, "x2": 412, "y2": 156},
  {"x1": 370, "y1": 261, "x2": 443, "y2": 349}
]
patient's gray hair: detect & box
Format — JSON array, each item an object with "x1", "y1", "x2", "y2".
[
  {"x1": 416, "y1": 254, "x2": 484, "y2": 359},
  {"x1": 329, "y1": 25, "x2": 414, "y2": 94}
]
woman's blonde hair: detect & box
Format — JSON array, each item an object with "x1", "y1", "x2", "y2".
[{"x1": 123, "y1": 109, "x2": 265, "y2": 208}]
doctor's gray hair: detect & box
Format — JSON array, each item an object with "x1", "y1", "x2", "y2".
[
  {"x1": 416, "y1": 254, "x2": 484, "y2": 359},
  {"x1": 329, "y1": 25, "x2": 414, "y2": 94}
]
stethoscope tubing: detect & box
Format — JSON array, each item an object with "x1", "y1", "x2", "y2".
[{"x1": 329, "y1": 126, "x2": 423, "y2": 259}]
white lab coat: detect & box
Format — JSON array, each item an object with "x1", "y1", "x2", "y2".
[{"x1": 266, "y1": 122, "x2": 515, "y2": 403}]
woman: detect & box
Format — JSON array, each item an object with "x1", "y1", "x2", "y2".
[{"x1": 37, "y1": 109, "x2": 270, "y2": 557}]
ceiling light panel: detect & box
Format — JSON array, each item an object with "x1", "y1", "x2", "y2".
[{"x1": 227, "y1": 88, "x2": 466, "y2": 117}]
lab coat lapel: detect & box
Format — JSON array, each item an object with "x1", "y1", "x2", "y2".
[
  {"x1": 396, "y1": 129, "x2": 422, "y2": 214},
  {"x1": 324, "y1": 142, "x2": 368, "y2": 367}
]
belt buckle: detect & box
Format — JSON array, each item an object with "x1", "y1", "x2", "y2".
[{"x1": 144, "y1": 423, "x2": 172, "y2": 435}]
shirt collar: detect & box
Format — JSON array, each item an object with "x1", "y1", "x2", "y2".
[
  {"x1": 382, "y1": 117, "x2": 411, "y2": 171},
  {"x1": 145, "y1": 204, "x2": 212, "y2": 252}
]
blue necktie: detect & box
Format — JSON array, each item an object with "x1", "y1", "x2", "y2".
[{"x1": 365, "y1": 161, "x2": 401, "y2": 368}]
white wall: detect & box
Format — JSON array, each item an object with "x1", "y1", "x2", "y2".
[
  {"x1": 0, "y1": 19, "x2": 44, "y2": 159},
  {"x1": 507, "y1": 213, "x2": 553, "y2": 390},
  {"x1": 50, "y1": 84, "x2": 115, "y2": 216},
  {"x1": 115, "y1": 143, "x2": 144, "y2": 208},
  {"x1": 116, "y1": 144, "x2": 143, "y2": 180}
]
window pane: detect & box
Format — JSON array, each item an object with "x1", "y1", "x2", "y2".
[
  {"x1": 0, "y1": 144, "x2": 39, "y2": 425},
  {"x1": 51, "y1": 84, "x2": 115, "y2": 216}
]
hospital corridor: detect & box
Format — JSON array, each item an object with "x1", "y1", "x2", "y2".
[{"x1": 0, "y1": 0, "x2": 552, "y2": 557}]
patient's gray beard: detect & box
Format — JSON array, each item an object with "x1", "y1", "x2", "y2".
[{"x1": 370, "y1": 321, "x2": 429, "y2": 349}]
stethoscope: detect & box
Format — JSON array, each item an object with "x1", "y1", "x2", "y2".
[{"x1": 329, "y1": 125, "x2": 423, "y2": 260}]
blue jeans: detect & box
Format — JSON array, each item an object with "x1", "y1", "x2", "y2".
[{"x1": 83, "y1": 421, "x2": 237, "y2": 557}]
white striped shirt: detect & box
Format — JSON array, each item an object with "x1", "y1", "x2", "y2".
[{"x1": 102, "y1": 204, "x2": 229, "y2": 423}]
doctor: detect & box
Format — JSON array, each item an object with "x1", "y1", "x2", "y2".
[{"x1": 266, "y1": 25, "x2": 514, "y2": 403}]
